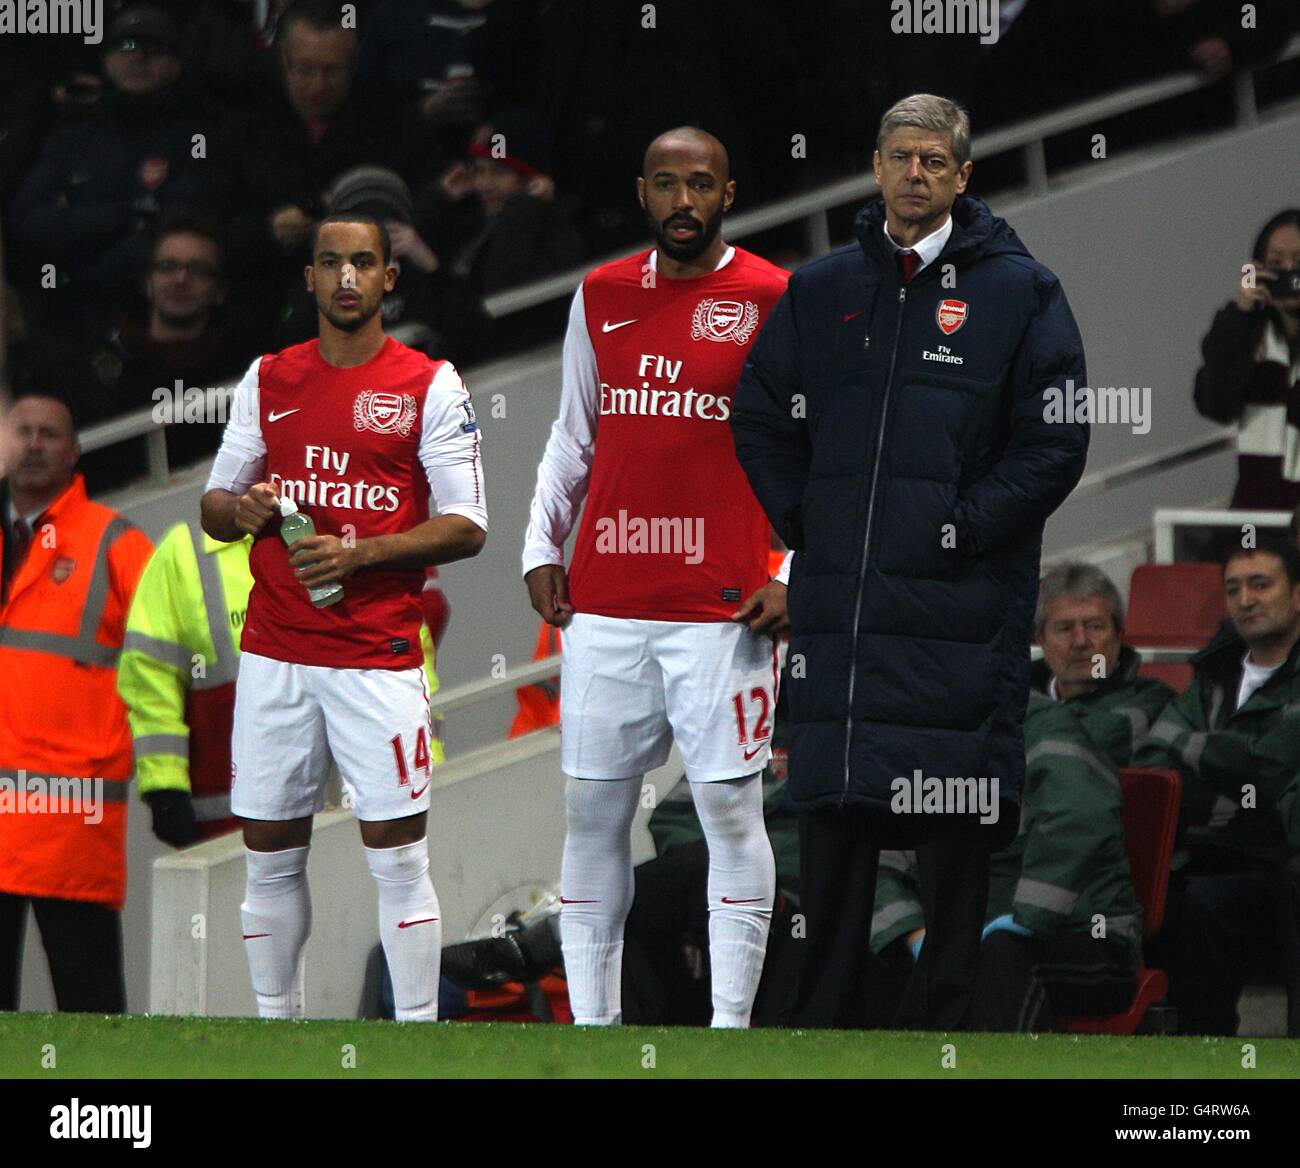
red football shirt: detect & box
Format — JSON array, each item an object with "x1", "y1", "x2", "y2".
[
  {"x1": 524, "y1": 246, "x2": 788, "y2": 620},
  {"x1": 207, "y1": 336, "x2": 486, "y2": 668}
]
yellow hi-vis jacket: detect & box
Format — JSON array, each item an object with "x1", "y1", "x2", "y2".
[{"x1": 118, "y1": 522, "x2": 445, "y2": 831}]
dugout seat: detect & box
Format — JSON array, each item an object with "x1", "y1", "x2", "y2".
[
  {"x1": 1057, "y1": 767, "x2": 1181, "y2": 1035},
  {"x1": 1126, "y1": 563, "x2": 1226, "y2": 648},
  {"x1": 1136, "y1": 661, "x2": 1194, "y2": 694}
]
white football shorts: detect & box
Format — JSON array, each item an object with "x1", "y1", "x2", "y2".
[
  {"x1": 560, "y1": 614, "x2": 780, "y2": 782},
  {"x1": 230, "y1": 652, "x2": 436, "y2": 821}
]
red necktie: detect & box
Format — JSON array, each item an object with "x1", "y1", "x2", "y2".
[{"x1": 896, "y1": 249, "x2": 920, "y2": 285}]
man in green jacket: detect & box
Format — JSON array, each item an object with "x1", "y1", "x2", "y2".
[
  {"x1": 1134, "y1": 538, "x2": 1300, "y2": 1035},
  {"x1": 872, "y1": 692, "x2": 1141, "y2": 1030},
  {"x1": 1033, "y1": 561, "x2": 1175, "y2": 767}
]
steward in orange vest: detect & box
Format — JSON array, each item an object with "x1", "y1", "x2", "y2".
[{"x1": 0, "y1": 396, "x2": 152, "y2": 1013}]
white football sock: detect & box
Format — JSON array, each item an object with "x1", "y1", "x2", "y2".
[
  {"x1": 560, "y1": 776, "x2": 642, "y2": 1025},
  {"x1": 693, "y1": 774, "x2": 775, "y2": 1028},
  {"x1": 241, "y1": 845, "x2": 311, "y2": 1019},
  {"x1": 365, "y1": 839, "x2": 442, "y2": 1022}
]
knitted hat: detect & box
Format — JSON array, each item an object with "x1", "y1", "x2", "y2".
[{"x1": 329, "y1": 166, "x2": 415, "y2": 223}]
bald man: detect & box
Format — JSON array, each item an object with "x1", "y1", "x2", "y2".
[
  {"x1": 0, "y1": 394, "x2": 153, "y2": 1012},
  {"x1": 522, "y1": 127, "x2": 791, "y2": 1028}
]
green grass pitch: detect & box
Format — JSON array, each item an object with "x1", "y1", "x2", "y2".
[{"x1": 1, "y1": 1014, "x2": 1298, "y2": 1078}]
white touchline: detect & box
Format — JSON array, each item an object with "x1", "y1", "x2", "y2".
[{"x1": 602, "y1": 319, "x2": 638, "y2": 332}]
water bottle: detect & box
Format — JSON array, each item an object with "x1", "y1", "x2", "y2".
[{"x1": 279, "y1": 496, "x2": 344, "y2": 608}]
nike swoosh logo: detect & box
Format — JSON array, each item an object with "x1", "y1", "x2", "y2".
[
  {"x1": 843, "y1": 311, "x2": 863, "y2": 322},
  {"x1": 242, "y1": 933, "x2": 271, "y2": 940},
  {"x1": 397, "y1": 917, "x2": 438, "y2": 929},
  {"x1": 410, "y1": 781, "x2": 430, "y2": 799},
  {"x1": 559, "y1": 897, "x2": 600, "y2": 904},
  {"x1": 720, "y1": 897, "x2": 765, "y2": 905},
  {"x1": 267, "y1": 409, "x2": 301, "y2": 422},
  {"x1": 602, "y1": 319, "x2": 638, "y2": 332},
  {"x1": 743, "y1": 745, "x2": 766, "y2": 761}
]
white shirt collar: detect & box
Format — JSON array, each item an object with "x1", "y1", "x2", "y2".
[
  {"x1": 649, "y1": 244, "x2": 735, "y2": 273},
  {"x1": 882, "y1": 215, "x2": 953, "y2": 274},
  {"x1": 6, "y1": 499, "x2": 44, "y2": 529}
]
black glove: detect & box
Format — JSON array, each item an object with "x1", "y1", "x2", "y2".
[{"x1": 146, "y1": 789, "x2": 198, "y2": 847}]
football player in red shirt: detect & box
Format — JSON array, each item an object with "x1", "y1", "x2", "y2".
[
  {"x1": 523, "y1": 129, "x2": 791, "y2": 1027},
  {"x1": 202, "y1": 214, "x2": 487, "y2": 1020}
]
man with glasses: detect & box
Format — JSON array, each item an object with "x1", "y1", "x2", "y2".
[
  {"x1": 215, "y1": 0, "x2": 430, "y2": 342},
  {"x1": 14, "y1": 213, "x2": 256, "y2": 492}
]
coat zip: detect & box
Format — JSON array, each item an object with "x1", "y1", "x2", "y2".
[{"x1": 840, "y1": 283, "x2": 907, "y2": 807}]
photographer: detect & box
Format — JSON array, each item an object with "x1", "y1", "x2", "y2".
[{"x1": 1194, "y1": 209, "x2": 1300, "y2": 510}]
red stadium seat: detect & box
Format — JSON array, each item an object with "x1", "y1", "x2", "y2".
[
  {"x1": 1137, "y1": 660, "x2": 1194, "y2": 694},
  {"x1": 1057, "y1": 768, "x2": 1181, "y2": 1035},
  {"x1": 1126, "y1": 563, "x2": 1226, "y2": 649}
]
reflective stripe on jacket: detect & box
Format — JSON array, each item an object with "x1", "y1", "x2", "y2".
[{"x1": 0, "y1": 474, "x2": 152, "y2": 908}]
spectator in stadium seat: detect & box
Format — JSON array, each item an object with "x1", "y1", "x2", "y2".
[
  {"x1": 1193, "y1": 208, "x2": 1300, "y2": 511},
  {"x1": 1134, "y1": 538, "x2": 1300, "y2": 1035},
  {"x1": 1033, "y1": 562, "x2": 1175, "y2": 767},
  {"x1": 274, "y1": 166, "x2": 492, "y2": 364},
  {"x1": 7, "y1": 7, "x2": 215, "y2": 339},
  {"x1": 872, "y1": 691, "x2": 1141, "y2": 1031},
  {"x1": 213, "y1": 0, "x2": 436, "y2": 341},
  {"x1": 358, "y1": 0, "x2": 489, "y2": 126},
  {"x1": 413, "y1": 109, "x2": 584, "y2": 295},
  {"x1": 1148, "y1": 0, "x2": 1298, "y2": 77},
  {"x1": 11, "y1": 212, "x2": 255, "y2": 493},
  {"x1": 0, "y1": 395, "x2": 154, "y2": 1013}
]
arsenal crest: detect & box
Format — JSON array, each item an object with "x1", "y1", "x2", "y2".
[
  {"x1": 691, "y1": 298, "x2": 760, "y2": 345},
  {"x1": 353, "y1": 390, "x2": 417, "y2": 436},
  {"x1": 936, "y1": 299, "x2": 969, "y2": 335}
]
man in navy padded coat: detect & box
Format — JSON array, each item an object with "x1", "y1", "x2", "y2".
[{"x1": 731, "y1": 94, "x2": 1089, "y2": 1029}]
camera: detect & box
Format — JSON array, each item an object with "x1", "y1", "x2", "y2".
[{"x1": 1262, "y1": 268, "x2": 1300, "y2": 297}]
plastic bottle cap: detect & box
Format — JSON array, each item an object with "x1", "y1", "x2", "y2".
[{"x1": 278, "y1": 497, "x2": 298, "y2": 517}]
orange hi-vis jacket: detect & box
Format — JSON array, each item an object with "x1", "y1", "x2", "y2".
[{"x1": 0, "y1": 475, "x2": 153, "y2": 909}]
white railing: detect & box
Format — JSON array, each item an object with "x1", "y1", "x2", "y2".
[{"x1": 1152, "y1": 507, "x2": 1293, "y2": 563}]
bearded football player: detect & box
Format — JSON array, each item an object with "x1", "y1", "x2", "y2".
[{"x1": 523, "y1": 128, "x2": 790, "y2": 1027}]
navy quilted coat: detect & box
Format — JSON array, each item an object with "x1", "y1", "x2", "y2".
[{"x1": 731, "y1": 195, "x2": 1088, "y2": 821}]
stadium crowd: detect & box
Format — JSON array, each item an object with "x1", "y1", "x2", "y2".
[{"x1": 1, "y1": 1, "x2": 1299, "y2": 1035}]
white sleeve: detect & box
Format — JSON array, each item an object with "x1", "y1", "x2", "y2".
[
  {"x1": 205, "y1": 357, "x2": 266, "y2": 495},
  {"x1": 418, "y1": 361, "x2": 488, "y2": 532},
  {"x1": 774, "y1": 550, "x2": 793, "y2": 585},
  {"x1": 521, "y1": 285, "x2": 598, "y2": 576}
]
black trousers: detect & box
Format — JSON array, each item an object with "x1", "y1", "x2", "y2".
[
  {"x1": 787, "y1": 808, "x2": 990, "y2": 1030},
  {"x1": 967, "y1": 930, "x2": 1137, "y2": 1031},
  {"x1": 0, "y1": 891, "x2": 125, "y2": 1013},
  {"x1": 1154, "y1": 861, "x2": 1299, "y2": 1036}
]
